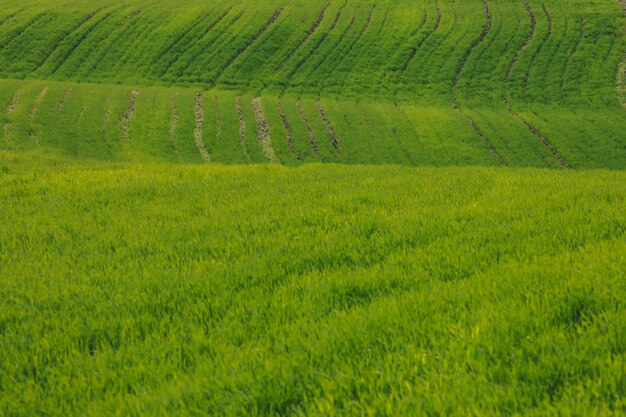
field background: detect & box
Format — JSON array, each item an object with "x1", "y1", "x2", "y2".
[
  {"x1": 1, "y1": 0, "x2": 626, "y2": 415},
  {"x1": 0, "y1": 0, "x2": 624, "y2": 168}
]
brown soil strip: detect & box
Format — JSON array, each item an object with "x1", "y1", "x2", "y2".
[
  {"x1": 503, "y1": 1, "x2": 570, "y2": 168},
  {"x1": 315, "y1": 102, "x2": 340, "y2": 151},
  {"x1": 251, "y1": 98, "x2": 279, "y2": 163},
  {"x1": 297, "y1": 101, "x2": 320, "y2": 156},
  {"x1": 277, "y1": 101, "x2": 300, "y2": 160},
  {"x1": 170, "y1": 92, "x2": 182, "y2": 162},
  {"x1": 216, "y1": 7, "x2": 284, "y2": 81},
  {"x1": 119, "y1": 90, "x2": 138, "y2": 143},
  {"x1": 276, "y1": 1, "x2": 332, "y2": 70},
  {"x1": 450, "y1": 0, "x2": 505, "y2": 166},
  {"x1": 235, "y1": 96, "x2": 251, "y2": 161},
  {"x1": 57, "y1": 87, "x2": 73, "y2": 114},
  {"x1": 194, "y1": 92, "x2": 211, "y2": 163}
]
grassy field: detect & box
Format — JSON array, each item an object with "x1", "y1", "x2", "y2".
[
  {"x1": 1, "y1": 153, "x2": 625, "y2": 416},
  {"x1": 1, "y1": 0, "x2": 626, "y2": 415},
  {"x1": 0, "y1": 0, "x2": 624, "y2": 168}
]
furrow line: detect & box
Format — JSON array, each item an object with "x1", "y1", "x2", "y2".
[
  {"x1": 0, "y1": 9, "x2": 24, "y2": 28},
  {"x1": 57, "y1": 87, "x2": 72, "y2": 114},
  {"x1": 297, "y1": 101, "x2": 320, "y2": 157},
  {"x1": 78, "y1": 8, "x2": 144, "y2": 77},
  {"x1": 391, "y1": 127, "x2": 416, "y2": 166},
  {"x1": 560, "y1": 19, "x2": 586, "y2": 90},
  {"x1": 450, "y1": 0, "x2": 505, "y2": 166},
  {"x1": 215, "y1": 7, "x2": 284, "y2": 82},
  {"x1": 28, "y1": 87, "x2": 49, "y2": 142},
  {"x1": 119, "y1": 90, "x2": 138, "y2": 143},
  {"x1": 316, "y1": 102, "x2": 340, "y2": 151},
  {"x1": 281, "y1": 1, "x2": 348, "y2": 95},
  {"x1": 401, "y1": 1, "x2": 441, "y2": 75},
  {"x1": 504, "y1": 1, "x2": 570, "y2": 168},
  {"x1": 159, "y1": 7, "x2": 232, "y2": 77},
  {"x1": 395, "y1": 104, "x2": 430, "y2": 164},
  {"x1": 49, "y1": 8, "x2": 119, "y2": 76},
  {"x1": 277, "y1": 101, "x2": 300, "y2": 161},
  {"x1": 235, "y1": 96, "x2": 251, "y2": 161},
  {"x1": 3, "y1": 90, "x2": 19, "y2": 143},
  {"x1": 0, "y1": 12, "x2": 49, "y2": 54},
  {"x1": 170, "y1": 92, "x2": 182, "y2": 162},
  {"x1": 276, "y1": 1, "x2": 332, "y2": 71},
  {"x1": 523, "y1": 4, "x2": 551, "y2": 89},
  {"x1": 251, "y1": 98, "x2": 279, "y2": 163},
  {"x1": 175, "y1": 11, "x2": 244, "y2": 77},
  {"x1": 193, "y1": 93, "x2": 210, "y2": 163},
  {"x1": 309, "y1": 13, "x2": 357, "y2": 81},
  {"x1": 33, "y1": 8, "x2": 104, "y2": 73}
]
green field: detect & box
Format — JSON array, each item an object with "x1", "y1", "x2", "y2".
[{"x1": 1, "y1": 0, "x2": 626, "y2": 415}]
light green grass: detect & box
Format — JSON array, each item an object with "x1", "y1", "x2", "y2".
[{"x1": 0, "y1": 152, "x2": 625, "y2": 416}]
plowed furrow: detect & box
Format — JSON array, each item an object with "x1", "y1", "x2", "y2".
[
  {"x1": 215, "y1": 7, "x2": 284, "y2": 82},
  {"x1": 504, "y1": 1, "x2": 570, "y2": 168},
  {"x1": 523, "y1": 4, "x2": 551, "y2": 89},
  {"x1": 0, "y1": 12, "x2": 49, "y2": 54},
  {"x1": 119, "y1": 90, "x2": 138, "y2": 143},
  {"x1": 277, "y1": 101, "x2": 300, "y2": 161},
  {"x1": 159, "y1": 7, "x2": 232, "y2": 77},
  {"x1": 251, "y1": 98, "x2": 279, "y2": 163},
  {"x1": 451, "y1": 0, "x2": 505, "y2": 166},
  {"x1": 282, "y1": 1, "x2": 348, "y2": 94},
  {"x1": 194, "y1": 93, "x2": 210, "y2": 163},
  {"x1": 57, "y1": 87, "x2": 72, "y2": 114},
  {"x1": 560, "y1": 19, "x2": 585, "y2": 90},
  {"x1": 397, "y1": 4, "x2": 438, "y2": 76},
  {"x1": 50, "y1": 9, "x2": 119, "y2": 76},
  {"x1": 316, "y1": 102, "x2": 340, "y2": 151},
  {"x1": 175, "y1": 11, "x2": 244, "y2": 77},
  {"x1": 235, "y1": 96, "x2": 251, "y2": 161},
  {"x1": 297, "y1": 101, "x2": 320, "y2": 156},
  {"x1": 33, "y1": 8, "x2": 104, "y2": 73},
  {"x1": 276, "y1": 1, "x2": 332, "y2": 70}
]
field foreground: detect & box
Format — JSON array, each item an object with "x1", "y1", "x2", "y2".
[{"x1": 1, "y1": 153, "x2": 625, "y2": 416}]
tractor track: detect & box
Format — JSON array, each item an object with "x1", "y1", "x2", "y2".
[
  {"x1": 235, "y1": 96, "x2": 251, "y2": 161},
  {"x1": 32, "y1": 8, "x2": 105, "y2": 74},
  {"x1": 214, "y1": 95, "x2": 222, "y2": 150},
  {"x1": 451, "y1": 0, "x2": 505, "y2": 166},
  {"x1": 251, "y1": 98, "x2": 279, "y2": 163},
  {"x1": 617, "y1": 0, "x2": 626, "y2": 110},
  {"x1": 159, "y1": 7, "x2": 231, "y2": 77},
  {"x1": 523, "y1": 4, "x2": 551, "y2": 89},
  {"x1": 277, "y1": 101, "x2": 300, "y2": 161},
  {"x1": 57, "y1": 87, "x2": 72, "y2": 114},
  {"x1": 503, "y1": 1, "x2": 570, "y2": 168},
  {"x1": 391, "y1": 127, "x2": 416, "y2": 166},
  {"x1": 281, "y1": 1, "x2": 348, "y2": 96},
  {"x1": 316, "y1": 102, "x2": 340, "y2": 151},
  {"x1": 297, "y1": 101, "x2": 320, "y2": 157},
  {"x1": 560, "y1": 18, "x2": 585, "y2": 90},
  {"x1": 194, "y1": 92, "x2": 210, "y2": 163},
  {"x1": 214, "y1": 7, "x2": 284, "y2": 83},
  {"x1": 3, "y1": 90, "x2": 19, "y2": 143},
  {"x1": 49, "y1": 8, "x2": 120, "y2": 76},
  {"x1": 394, "y1": 104, "x2": 431, "y2": 164},
  {"x1": 119, "y1": 90, "x2": 138, "y2": 143},
  {"x1": 28, "y1": 87, "x2": 49, "y2": 141},
  {"x1": 0, "y1": 12, "x2": 50, "y2": 55},
  {"x1": 399, "y1": 1, "x2": 441, "y2": 78},
  {"x1": 276, "y1": 1, "x2": 332, "y2": 71}
]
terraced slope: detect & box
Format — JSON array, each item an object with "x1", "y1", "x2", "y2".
[{"x1": 0, "y1": 0, "x2": 625, "y2": 168}]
